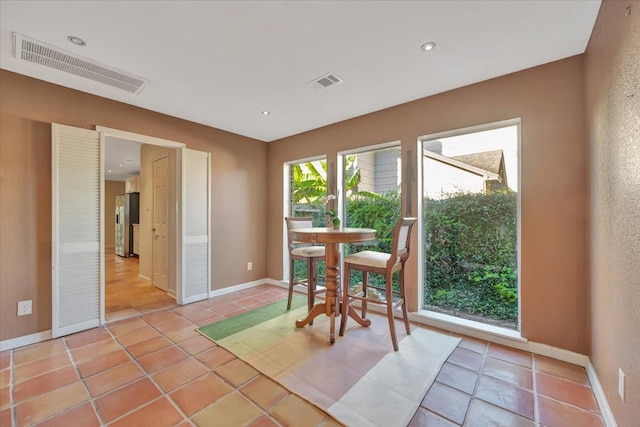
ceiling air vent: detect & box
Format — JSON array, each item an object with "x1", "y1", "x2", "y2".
[
  {"x1": 13, "y1": 33, "x2": 148, "y2": 94},
  {"x1": 311, "y1": 72, "x2": 343, "y2": 90}
]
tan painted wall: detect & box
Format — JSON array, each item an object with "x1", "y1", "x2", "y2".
[
  {"x1": 104, "y1": 180, "x2": 126, "y2": 251},
  {"x1": 0, "y1": 70, "x2": 267, "y2": 341},
  {"x1": 585, "y1": 0, "x2": 640, "y2": 423},
  {"x1": 0, "y1": 111, "x2": 52, "y2": 340},
  {"x1": 267, "y1": 56, "x2": 589, "y2": 354}
]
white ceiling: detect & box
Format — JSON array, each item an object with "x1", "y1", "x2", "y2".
[
  {"x1": 0, "y1": 1, "x2": 601, "y2": 143},
  {"x1": 105, "y1": 137, "x2": 142, "y2": 182}
]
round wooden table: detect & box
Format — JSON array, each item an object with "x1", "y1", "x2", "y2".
[{"x1": 288, "y1": 227, "x2": 376, "y2": 344}]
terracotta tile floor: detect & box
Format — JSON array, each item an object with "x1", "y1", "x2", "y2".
[
  {"x1": 105, "y1": 254, "x2": 177, "y2": 322},
  {"x1": 1, "y1": 284, "x2": 605, "y2": 426}
]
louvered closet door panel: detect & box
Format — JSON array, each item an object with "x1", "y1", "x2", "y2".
[
  {"x1": 52, "y1": 124, "x2": 103, "y2": 337},
  {"x1": 182, "y1": 148, "x2": 210, "y2": 304}
]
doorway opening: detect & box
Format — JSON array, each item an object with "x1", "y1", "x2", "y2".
[
  {"x1": 103, "y1": 137, "x2": 178, "y2": 322},
  {"x1": 53, "y1": 124, "x2": 209, "y2": 336}
]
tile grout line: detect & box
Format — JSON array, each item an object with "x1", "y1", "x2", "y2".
[
  {"x1": 463, "y1": 338, "x2": 491, "y2": 426},
  {"x1": 111, "y1": 307, "x2": 201, "y2": 425},
  {"x1": 114, "y1": 307, "x2": 276, "y2": 425},
  {"x1": 108, "y1": 314, "x2": 192, "y2": 425},
  {"x1": 486, "y1": 344, "x2": 539, "y2": 424},
  {"x1": 10, "y1": 341, "x2": 84, "y2": 426},
  {"x1": 190, "y1": 292, "x2": 322, "y2": 425},
  {"x1": 9, "y1": 349, "x2": 16, "y2": 427},
  {"x1": 532, "y1": 357, "x2": 606, "y2": 422},
  {"x1": 191, "y1": 296, "x2": 289, "y2": 425},
  {"x1": 58, "y1": 319, "x2": 171, "y2": 426},
  {"x1": 102, "y1": 396, "x2": 171, "y2": 426},
  {"x1": 18, "y1": 291, "x2": 280, "y2": 425},
  {"x1": 16, "y1": 335, "x2": 106, "y2": 426},
  {"x1": 532, "y1": 355, "x2": 541, "y2": 427},
  {"x1": 175, "y1": 300, "x2": 290, "y2": 425},
  {"x1": 233, "y1": 371, "x2": 292, "y2": 426},
  {"x1": 65, "y1": 332, "x2": 107, "y2": 426}
]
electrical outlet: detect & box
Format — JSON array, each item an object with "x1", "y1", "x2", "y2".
[
  {"x1": 247, "y1": 262, "x2": 252, "y2": 271},
  {"x1": 619, "y1": 368, "x2": 626, "y2": 401},
  {"x1": 17, "y1": 300, "x2": 32, "y2": 316}
]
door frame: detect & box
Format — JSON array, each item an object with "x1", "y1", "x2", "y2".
[{"x1": 97, "y1": 126, "x2": 185, "y2": 320}]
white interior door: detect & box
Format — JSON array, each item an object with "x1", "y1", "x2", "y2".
[
  {"x1": 152, "y1": 156, "x2": 169, "y2": 291},
  {"x1": 180, "y1": 148, "x2": 210, "y2": 304},
  {"x1": 52, "y1": 123, "x2": 104, "y2": 337}
]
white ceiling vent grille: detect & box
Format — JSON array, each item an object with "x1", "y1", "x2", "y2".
[
  {"x1": 311, "y1": 72, "x2": 343, "y2": 90},
  {"x1": 13, "y1": 33, "x2": 148, "y2": 94}
]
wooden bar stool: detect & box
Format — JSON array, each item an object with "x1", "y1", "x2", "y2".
[
  {"x1": 285, "y1": 217, "x2": 326, "y2": 315},
  {"x1": 339, "y1": 217, "x2": 417, "y2": 351}
]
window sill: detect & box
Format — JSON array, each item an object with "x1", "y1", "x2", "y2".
[{"x1": 409, "y1": 309, "x2": 526, "y2": 344}]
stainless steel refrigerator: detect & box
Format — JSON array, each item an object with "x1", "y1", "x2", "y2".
[{"x1": 115, "y1": 192, "x2": 140, "y2": 257}]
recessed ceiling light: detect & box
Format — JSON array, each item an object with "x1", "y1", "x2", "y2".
[
  {"x1": 119, "y1": 164, "x2": 123, "y2": 167},
  {"x1": 261, "y1": 111, "x2": 270, "y2": 116},
  {"x1": 67, "y1": 36, "x2": 86, "y2": 46},
  {"x1": 421, "y1": 42, "x2": 436, "y2": 52},
  {"x1": 108, "y1": 170, "x2": 112, "y2": 173}
]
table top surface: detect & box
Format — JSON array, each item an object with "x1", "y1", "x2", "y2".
[{"x1": 289, "y1": 227, "x2": 376, "y2": 244}]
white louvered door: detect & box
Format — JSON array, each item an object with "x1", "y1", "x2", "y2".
[
  {"x1": 180, "y1": 148, "x2": 210, "y2": 304},
  {"x1": 52, "y1": 124, "x2": 104, "y2": 337}
]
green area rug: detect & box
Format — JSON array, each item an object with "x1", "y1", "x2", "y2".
[
  {"x1": 199, "y1": 295, "x2": 307, "y2": 341},
  {"x1": 198, "y1": 295, "x2": 460, "y2": 427}
]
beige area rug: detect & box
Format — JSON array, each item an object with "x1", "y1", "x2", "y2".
[{"x1": 199, "y1": 297, "x2": 460, "y2": 427}]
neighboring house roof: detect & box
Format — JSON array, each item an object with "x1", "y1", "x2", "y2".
[
  {"x1": 423, "y1": 149, "x2": 502, "y2": 181},
  {"x1": 451, "y1": 150, "x2": 504, "y2": 175}
]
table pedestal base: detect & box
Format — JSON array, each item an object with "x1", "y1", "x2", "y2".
[
  {"x1": 296, "y1": 301, "x2": 372, "y2": 344},
  {"x1": 289, "y1": 227, "x2": 376, "y2": 345}
]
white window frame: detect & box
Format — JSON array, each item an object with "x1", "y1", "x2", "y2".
[
  {"x1": 282, "y1": 155, "x2": 326, "y2": 283},
  {"x1": 416, "y1": 118, "x2": 522, "y2": 338}
]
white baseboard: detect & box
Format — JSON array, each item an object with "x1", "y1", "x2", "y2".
[
  {"x1": 54, "y1": 320, "x2": 101, "y2": 340},
  {"x1": 209, "y1": 278, "x2": 274, "y2": 298},
  {"x1": 586, "y1": 360, "x2": 618, "y2": 427},
  {"x1": 138, "y1": 274, "x2": 151, "y2": 282},
  {"x1": 265, "y1": 278, "x2": 287, "y2": 288},
  {"x1": 0, "y1": 279, "x2": 277, "y2": 350},
  {"x1": 0, "y1": 330, "x2": 53, "y2": 352},
  {"x1": 409, "y1": 310, "x2": 592, "y2": 367},
  {"x1": 265, "y1": 278, "x2": 309, "y2": 293}
]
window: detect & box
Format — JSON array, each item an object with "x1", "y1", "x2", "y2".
[
  {"x1": 340, "y1": 144, "x2": 402, "y2": 293},
  {"x1": 284, "y1": 157, "x2": 328, "y2": 281},
  {"x1": 287, "y1": 158, "x2": 328, "y2": 223},
  {"x1": 421, "y1": 123, "x2": 520, "y2": 330}
]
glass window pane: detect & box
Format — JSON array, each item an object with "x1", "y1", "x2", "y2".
[
  {"x1": 342, "y1": 146, "x2": 402, "y2": 295},
  {"x1": 286, "y1": 158, "x2": 329, "y2": 282},
  {"x1": 289, "y1": 159, "x2": 328, "y2": 224},
  {"x1": 422, "y1": 125, "x2": 519, "y2": 330}
]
